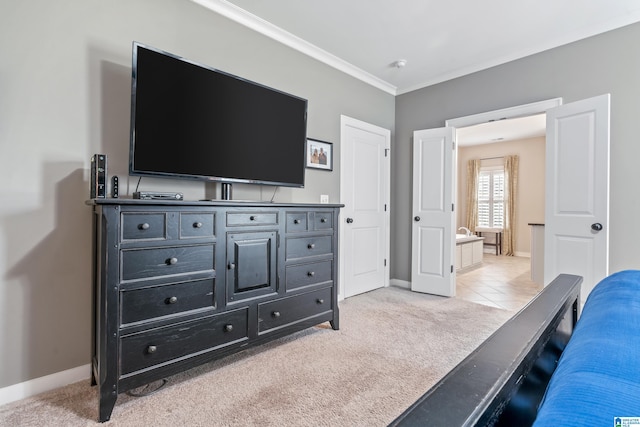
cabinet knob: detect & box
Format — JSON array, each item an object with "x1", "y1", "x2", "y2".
[
  {"x1": 147, "y1": 345, "x2": 157, "y2": 354},
  {"x1": 307, "y1": 271, "x2": 315, "y2": 277},
  {"x1": 167, "y1": 257, "x2": 178, "y2": 265},
  {"x1": 320, "y1": 218, "x2": 327, "y2": 223},
  {"x1": 224, "y1": 324, "x2": 233, "y2": 332},
  {"x1": 139, "y1": 223, "x2": 150, "y2": 230},
  {"x1": 250, "y1": 215, "x2": 256, "y2": 221},
  {"x1": 294, "y1": 219, "x2": 300, "y2": 224},
  {"x1": 307, "y1": 243, "x2": 315, "y2": 250},
  {"x1": 272, "y1": 311, "x2": 281, "y2": 318},
  {"x1": 316, "y1": 298, "x2": 324, "y2": 304},
  {"x1": 228, "y1": 262, "x2": 236, "y2": 270},
  {"x1": 194, "y1": 222, "x2": 203, "y2": 228},
  {"x1": 167, "y1": 296, "x2": 178, "y2": 304}
]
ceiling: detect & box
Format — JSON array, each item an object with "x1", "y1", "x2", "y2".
[
  {"x1": 456, "y1": 114, "x2": 546, "y2": 146},
  {"x1": 193, "y1": 0, "x2": 640, "y2": 95}
]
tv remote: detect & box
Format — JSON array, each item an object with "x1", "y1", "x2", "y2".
[{"x1": 111, "y1": 176, "x2": 119, "y2": 198}]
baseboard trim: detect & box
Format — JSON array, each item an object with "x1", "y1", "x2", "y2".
[
  {"x1": 0, "y1": 364, "x2": 90, "y2": 406},
  {"x1": 390, "y1": 279, "x2": 410, "y2": 289}
]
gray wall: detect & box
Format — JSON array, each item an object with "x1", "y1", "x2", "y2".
[
  {"x1": 0, "y1": 0, "x2": 394, "y2": 388},
  {"x1": 392, "y1": 22, "x2": 640, "y2": 282}
]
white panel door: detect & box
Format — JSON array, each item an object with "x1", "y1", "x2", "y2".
[
  {"x1": 341, "y1": 116, "x2": 390, "y2": 298},
  {"x1": 544, "y1": 94, "x2": 610, "y2": 299},
  {"x1": 411, "y1": 127, "x2": 456, "y2": 296}
]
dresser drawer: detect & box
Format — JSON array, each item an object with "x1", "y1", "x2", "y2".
[
  {"x1": 227, "y1": 212, "x2": 278, "y2": 227},
  {"x1": 121, "y1": 244, "x2": 214, "y2": 282},
  {"x1": 258, "y1": 287, "x2": 332, "y2": 333},
  {"x1": 120, "y1": 308, "x2": 249, "y2": 376},
  {"x1": 120, "y1": 279, "x2": 215, "y2": 325},
  {"x1": 286, "y1": 212, "x2": 308, "y2": 233},
  {"x1": 286, "y1": 236, "x2": 332, "y2": 260},
  {"x1": 122, "y1": 212, "x2": 166, "y2": 241},
  {"x1": 180, "y1": 212, "x2": 215, "y2": 239},
  {"x1": 312, "y1": 212, "x2": 333, "y2": 230},
  {"x1": 285, "y1": 260, "x2": 332, "y2": 291}
]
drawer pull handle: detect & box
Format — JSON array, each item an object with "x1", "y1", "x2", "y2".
[
  {"x1": 316, "y1": 299, "x2": 324, "y2": 304},
  {"x1": 147, "y1": 345, "x2": 157, "y2": 354},
  {"x1": 307, "y1": 271, "x2": 315, "y2": 277},
  {"x1": 249, "y1": 215, "x2": 256, "y2": 221},
  {"x1": 194, "y1": 222, "x2": 203, "y2": 228},
  {"x1": 272, "y1": 311, "x2": 281, "y2": 318},
  {"x1": 167, "y1": 296, "x2": 178, "y2": 304},
  {"x1": 320, "y1": 218, "x2": 327, "y2": 223},
  {"x1": 308, "y1": 243, "x2": 315, "y2": 250},
  {"x1": 228, "y1": 262, "x2": 236, "y2": 270},
  {"x1": 224, "y1": 324, "x2": 233, "y2": 332},
  {"x1": 139, "y1": 223, "x2": 150, "y2": 230},
  {"x1": 294, "y1": 219, "x2": 300, "y2": 224},
  {"x1": 167, "y1": 257, "x2": 178, "y2": 265}
]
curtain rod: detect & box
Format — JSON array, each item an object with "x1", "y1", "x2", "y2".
[{"x1": 480, "y1": 156, "x2": 504, "y2": 161}]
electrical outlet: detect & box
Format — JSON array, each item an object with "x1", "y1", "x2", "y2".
[{"x1": 320, "y1": 194, "x2": 329, "y2": 204}]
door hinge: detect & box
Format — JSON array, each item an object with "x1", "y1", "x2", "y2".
[
  {"x1": 452, "y1": 203, "x2": 455, "y2": 212},
  {"x1": 451, "y1": 265, "x2": 454, "y2": 273},
  {"x1": 384, "y1": 148, "x2": 389, "y2": 157},
  {"x1": 384, "y1": 259, "x2": 387, "y2": 267},
  {"x1": 384, "y1": 204, "x2": 387, "y2": 212},
  {"x1": 453, "y1": 141, "x2": 456, "y2": 150}
]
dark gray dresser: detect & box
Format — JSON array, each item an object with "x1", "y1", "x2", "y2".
[{"x1": 88, "y1": 199, "x2": 341, "y2": 422}]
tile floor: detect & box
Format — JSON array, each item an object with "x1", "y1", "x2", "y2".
[{"x1": 455, "y1": 254, "x2": 543, "y2": 311}]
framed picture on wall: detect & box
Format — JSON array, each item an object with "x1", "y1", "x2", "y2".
[{"x1": 306, "y1": 138, "x2": 333, "y2": 171}]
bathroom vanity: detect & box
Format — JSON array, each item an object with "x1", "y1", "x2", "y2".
[{"x1": 455, "y1": 235, "x2": 484, "y2": 271}]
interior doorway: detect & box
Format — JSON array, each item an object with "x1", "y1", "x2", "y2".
[
  {"x1": 446, "y1": 99, "x2": 561, "y2": 299},
  {"x1": 446, "y1": 95, "x2": 610, "y2": 302}
]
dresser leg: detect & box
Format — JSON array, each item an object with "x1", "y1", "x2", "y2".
[
  {"x1": 98, "y1": 389, "x2": 117, "y2": 423},
  {"x1": 330, "y1": 307, "x2": 340, "y2": 330}
]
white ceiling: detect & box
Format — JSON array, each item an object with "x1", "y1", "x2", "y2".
[
  {"x1": 457, "y1": 114, "x2": 547, "y2": 146},
  {"x1": 193, "y1": 0, "x2": 640, "y2": 95}
]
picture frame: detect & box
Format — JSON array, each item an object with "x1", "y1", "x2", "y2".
[{"x1": 306, "y1": 138, "x2": 333, "y2": 171}]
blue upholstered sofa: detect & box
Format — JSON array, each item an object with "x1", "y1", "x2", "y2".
[
  {"x1": 392, "y1": 271, "x2": 640, "y2": 426},
  {"x1": 533, "y1": 270, "x2": 640, "y2": 425}
]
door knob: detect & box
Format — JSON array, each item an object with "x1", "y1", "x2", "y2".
[
  {"x1": 591, "y1": 223, "x2": 603, "y2": 231},
  {"x1": 414, "y1": 216, "x2": 420, "y2": 222},
  {"x1": 346, "y1": 218, "x2": 354, "y2": 223}
]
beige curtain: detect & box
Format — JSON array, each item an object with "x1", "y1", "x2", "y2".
[
  {"x1": 503, "y1": 155, "x2": 519, "y2": 256},
  {"x1": 465, "y1": 159, "x2": 481, "y2": 233}
]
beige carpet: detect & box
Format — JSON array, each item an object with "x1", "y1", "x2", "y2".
[{"x1": 0, "y1": 286, "x2": 515, "y2": 426}]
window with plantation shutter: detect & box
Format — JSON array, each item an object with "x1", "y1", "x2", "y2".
[{"x1": 477, "y1": 168, "x2": 504, "y2": 228}]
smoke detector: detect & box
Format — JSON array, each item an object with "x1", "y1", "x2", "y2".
[{"x1": 392, "y1": 59, "x2": 407, "y2": 68}]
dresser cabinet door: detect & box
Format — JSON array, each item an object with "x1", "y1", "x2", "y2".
[{"x1": 226, "y1": 231, "x2": 278, "y2": 302}]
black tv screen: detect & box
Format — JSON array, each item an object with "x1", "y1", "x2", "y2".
[{"x1": 129, "y1": 42, "x2": 307, "y2": 188}]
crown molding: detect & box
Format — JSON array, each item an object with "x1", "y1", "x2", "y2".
[{"x1": 190, "y1": 0, "x2": 397, "y2": 95}]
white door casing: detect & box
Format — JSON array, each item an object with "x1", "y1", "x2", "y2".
[
  {"x1": 411, "y1": 127, "x2": 456, "y2": 297},
  {"x1": 544, "y1": 94, "x2": 610, "y2": 298},
  {"x1": 340, "y1": 115, "x2": 390, "y2": 299}
]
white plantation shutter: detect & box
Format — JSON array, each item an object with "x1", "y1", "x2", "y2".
[
  {"x1": 477, "y1": 167, "x2": 504, "y2": 228},
  {"x1": 477, "y1": 171, "x2": 491, "y2": 227}
]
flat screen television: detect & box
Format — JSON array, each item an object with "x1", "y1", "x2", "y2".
[{"x1": 129, "y1": 42, "x2": 308, "y2": 195}]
